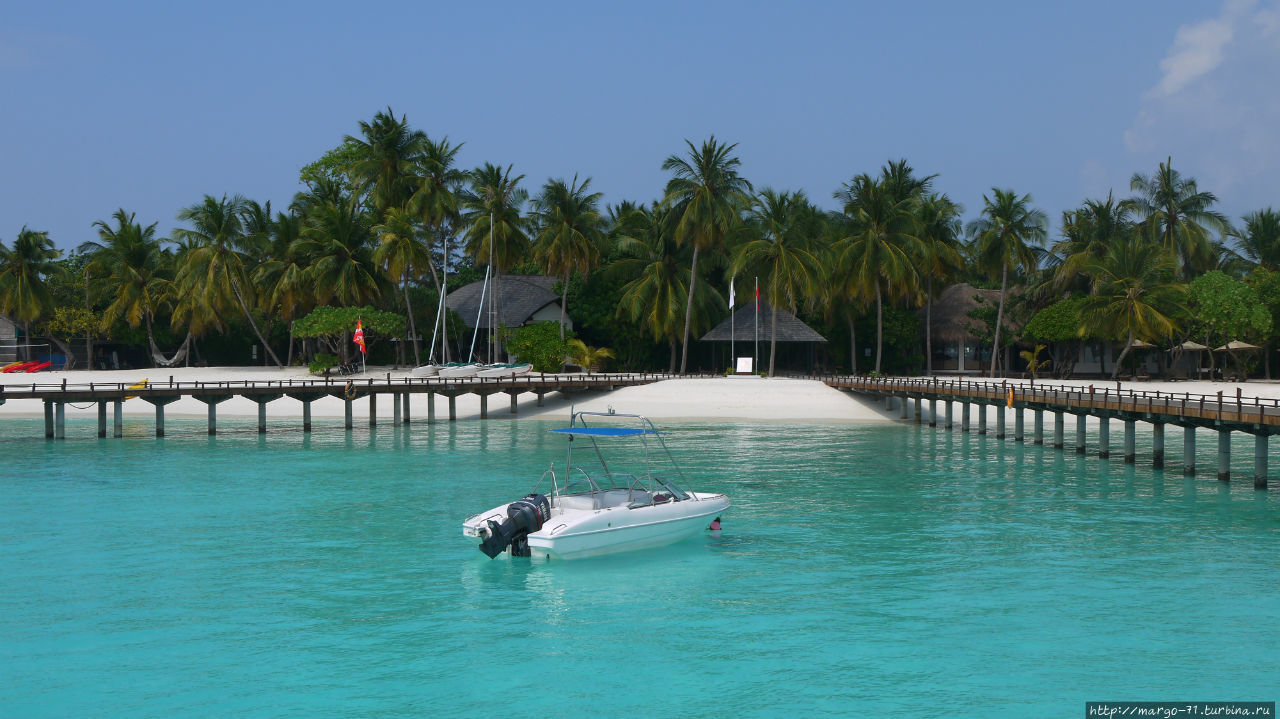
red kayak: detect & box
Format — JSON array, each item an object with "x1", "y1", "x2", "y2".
[
  {"x1": 25, "y1": 361, "x2": 52, "y2": 372},
  {"x1": 2, "y1": 361, "x2": 38, "y2": 373}
]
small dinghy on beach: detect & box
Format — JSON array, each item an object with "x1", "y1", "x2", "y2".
[
  {"x1": 463, "y1": 410, "x2": 730, "y2": 560},
  {"x1": 475, "y1": 363, "x2": 532, "y2": 378}
]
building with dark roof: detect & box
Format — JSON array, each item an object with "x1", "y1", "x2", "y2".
[
  {"x1": 445, "y1": 275, "x2": 572, "y2": 331},
  {"x1": 699, "y1": 304, "x2": 826, "y2": 372}
]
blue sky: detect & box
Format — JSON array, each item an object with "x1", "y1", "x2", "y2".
[{"x1": 4, "y1": 0, "x2": 1279, "y2": 249}]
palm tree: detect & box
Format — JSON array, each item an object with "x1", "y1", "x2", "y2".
[
  {"x1": 612, "y1": 203, "x2": 720, "y2": 371},
  {"x1": 373, "y1": 207, "x2": 432, "y2": 363},
  {"x1": 914, "y1": 193, "x2": 964, "y2": 375},
  {"x1": 967, "y1": 188, "x2": 1047, "y2": 377},
  {"x1": 173, "y1": 194, "x2": 283, "y2": 366},
  {"x1": 1129, "y1": 157, "x2": 1229, "y2": 280},
  {"x1": 300, "y1": 201, "x2": 389, "y2": 309},
  {"x1": 731, "y1": 189, "x2": 823, "y2": 377},
  {"x1": 1049, "y1": 192, "x2": 1138, "y2": 295},
  {"x1": 345, "y1": 107, "x2": 426, "y2": 216},
  {"x1": 80, "y1": 210, "x2": 187, "y2": 366},
  {"x1": 407, "y1": 137, "x2": 465, "y2": 362},
  {"x1": 1079, "y1": 234, "x2": 1185, "y2": 379},
  {"x1": 833, "y1": 174, "x2": 919, "y2": 375},
  {"x1": 251, "y1": 211, "x2": 311, "y2": 365},
  {"x1": 532, "y1": 175, "x2": 607, "y2": 340},
  {"x1": 0, "y1": 227, "x2": 63, "y2": 360},
  {"x1": 1233, "y1": 208, "x2": 1280, "y2": 271},
  {"x1": 460, "y1": 163, "x2": 530, "y2": 361},
  {"x1": 662, "y1": 136, "x2": 753, "y2": 374}
]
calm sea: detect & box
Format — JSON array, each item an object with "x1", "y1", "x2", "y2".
[{"x1": 2, "y1": 414, "x2": 1277, "y2": 717}]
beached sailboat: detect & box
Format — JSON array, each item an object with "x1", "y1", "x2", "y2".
[
  {"x1": 475, "y1": 362, "x2": 532, "y2": 378},
  {"x1": 462, "y1": 410, "x2": 730, "y2": 560},
  {"x1": 411, "y1": 232, "x2": 455, "y2": 378}
]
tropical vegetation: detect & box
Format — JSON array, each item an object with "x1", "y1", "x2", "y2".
[{"x1": 4, "y1": 109, "x2": 1280, "y2": 380}]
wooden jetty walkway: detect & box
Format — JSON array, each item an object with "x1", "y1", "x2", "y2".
[
  {"x1": 0, "y1": 372, "x2": 681, "y2": 440},
  {"x1": 823, "y1": 375, "x2": 1280, "y2": 489}
]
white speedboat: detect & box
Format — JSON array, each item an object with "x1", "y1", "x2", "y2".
[
  {"x1": 475, "y1": 363, "x2": 533, "y2": 379},
  {"x1": 410, "y1": 363, "x2": 439, "y2": 377},
  {"x1": 463, "y1": 411, "x2": 730, "y2": 560},
  {"x1": 437, "y1": 362, "x2": 480, "y2": 378}
]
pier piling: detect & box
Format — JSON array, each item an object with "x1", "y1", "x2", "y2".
[
  {"x1": 54, "y1": 402, "x2": 65, "y2": 440},
  {"x1": 995, "y1": 404, "x2": 1005, "y2": 439},
  {"x1": 1033, "y1": 409, "x2": 1044, "y2": 445},
  {"x1": 393, "y1": 392, "x2": 401, "y2": 425},
  {"x1": 1255, "y1": 434, "x2": 1268, "y2": 489},
  {"x1": 1124, "y1": 420, "x2": 1136, "y2": 463},
  {"x1": 978, "y1": 404, "x2": 987, "y2": 435},
  {"x1": 1053, "y1": 412, "x2": 1064, "y2": 449},
  {"x1": 369, "y1": 393, "x2": 377, "y2": 427},
  {"x1": 945, "y1": 401, "x2": 953, "y2": 430},
  {"x1": 197, "y1": 396, "x2": 231, "y2": 435},
  {"x1": 1014, "y1": 407, "x2": 1024, "y2": 442},
  {"x1": 929, "y1": 399, "x2": 937, "y2": 427},
  {"x1": 97, "y1": 402, "x2": 107, "y2": 438},
  {"x1": 1153, "y1": 423, "x2": 1165, "y2": 469},
  {"x1": 401, "y1": 392, "x2": 410, "y2": 424},
  {"x1": 43, "y1": 401, "x2": 53, "y2": 439},
  {"x1": 1184, "y1": 427, "x2": 1196, "y2": 476},
  {"x1": 962, "y1": 402, "x2": 971, "y2": 433},
  {"x1": 1076, "y1": 414, "x2": 1087, "y2": 454},
  {"x1": 1218, "y1": 430, "x2": 1231, "y2": 482},
  {"x1": 1098, "y1": 417, "x2": 1110, "y2": 459},
  {"x1": 113, "y1": 400, "x2": 122, "y2": 438}
]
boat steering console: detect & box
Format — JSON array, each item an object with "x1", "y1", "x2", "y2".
[{"x1": 477, "y1": 493, "x2": 550, "y2": 558}]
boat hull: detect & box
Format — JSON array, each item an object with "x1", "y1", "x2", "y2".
[
  {"x1": 437, "y1": 364, "x2": 480, "y2": 378},
  {"x1": 475, "y1": 363, "x2": 532, "y2": 379},
  {"x1": 529, "y1": 492, "x2": 730, "y2": 560},
  {"x1": 410, "y1": 364, "x2": 439, "y2": 377}
]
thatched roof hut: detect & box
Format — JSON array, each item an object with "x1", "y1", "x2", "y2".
[
  {"x1": 920, "y1": 283, "x2": 1018, "y2": 344},
  {"x1": 445, "y1": 275, "x2": 571, "y2": 330},
  {"x1": 699, "y1": 304, "x2": 827, "y2": 343}
]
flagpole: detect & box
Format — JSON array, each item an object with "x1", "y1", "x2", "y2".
[{"x1": 729, "y1": 275, "x2": 735, "y2": 373}]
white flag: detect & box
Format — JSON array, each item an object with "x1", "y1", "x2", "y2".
[{"x1": 729, "y1": 275, "x2": 736, "y2": 308}]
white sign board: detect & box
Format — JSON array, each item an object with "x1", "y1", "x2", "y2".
[{"x1": 735, "y1": 357, "x2": 753, "y2": 373}]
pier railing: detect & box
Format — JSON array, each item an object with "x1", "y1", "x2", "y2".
[{"x1": 817, "y1": 375, "x2": 1280, "y2": 427}]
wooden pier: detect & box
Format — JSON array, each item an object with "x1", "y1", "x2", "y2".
[
  {"x1": 823, "y1": 376, "x2": 1280, "y2": 489},
  {"x1": 0, "y1": 372, "x2": 680, "y2": 440}
]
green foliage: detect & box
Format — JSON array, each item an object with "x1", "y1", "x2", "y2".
[
  {"x1": 505, "y1": 321, "x2": 573, "y2": 372},
  {"x1": 41, "y1": 306, "x2": 100, "y2": 340},
  {"x1": 1245, "y1": 268, "x2": 1280, "y2": 343},
  {"x1": 1188, "y1": 270, "x2": 1270, "y2": 345},
  {"x1": 567, "y1": 338, "x2": 615, "y2": 372},
  {"x1": 293, "y1": 305, "x2": 405, "y2": 358},
  {"x1": 310, "y1": 353, "x2": 339, "y2": 374},
  {"x1": 299, "y1": 140, "x2": 363, "y2": 190},
  {"x1": 1020, "y1": 344, "x2": 1051, "y2": 379},
  {"x1": 1023, "y1": 296, "x2": 1090, "y2": 342}
]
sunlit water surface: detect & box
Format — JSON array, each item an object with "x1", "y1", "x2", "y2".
[{"x1": 2, "y1": 415, "x2": 1277, "y2": 717}]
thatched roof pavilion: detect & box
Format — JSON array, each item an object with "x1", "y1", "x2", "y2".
[
  {"x1": 699, "y1": 304, "x2": 827, "y2": 343},
  {"x1": 920, "y1": 283, "x2": 1017, "y2": 344},
  {"x1": 445, "y1": 275, "x2": 571, "y2": 330}
]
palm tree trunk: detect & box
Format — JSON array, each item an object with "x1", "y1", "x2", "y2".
[
  {"x1": 990, "y1": 266, "x2": 1008, "y2": 378},
  {"x1": 874, "y1": 284, "x2": 883, "y2": 375},
  {"x1": 926, "y1": 276, "x2": 933, "y2": 376},
  {"x1": 680, "y1": 245, "x2": 700, "y2": 375},
  {"x1": 668, "y1": 338, "x2": 677, "y2": 373},
  {"x1": 287, "y1": 322, "x2": 295, "y2": 368},
  {"x1": 230, "y1": 277, "x2": 283, "y2": 367},
  {"x1": 559, "y1": 272, "x2": 569, "y2": 341},
  {"x1": 768, "y1": 302, "x2": 778, "y2": 378},
  {"x1": 403, "y1": 272, "x2": 420, "y2": 365},
  {"x1": 1112, "y1": 330, "x2": 1133, "y2": 380},
  {"x1": 849, "y1": 318, "x2": 857, "y2": 375}
]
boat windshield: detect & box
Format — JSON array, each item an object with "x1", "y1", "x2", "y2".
[{"x1": 547, "y1": 411, "x2": 691, "y2": 502}]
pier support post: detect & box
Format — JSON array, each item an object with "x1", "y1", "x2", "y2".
[
  {"x1": 945, "y1": 401, "x2": 953, "y2": 430},
  {"x1": 448, "y1": 394, "x2": 457, "y2": 421},
  {"x1": 1014, "y1": 407, "x2": 1024, "y2": 442},
  {"x1": 900, "y1": 396, "x2": 909, "y2": 420},
  {"x1": 510, "y1": 392, "x2": 519, "y2": 415},
  {"x1": 55, "y1": 402, "x2": 66, "y2": 440},
  {"x1": 1254, "y1": 434, "x2": 1268, "y2": 489},
  {"x1": 428, "y1": 392, "x2": 436, "y2": 422},
  {"x1": 402, "y1": 392, "x2": 410, "y2": 424},
  {"x1": 480, "y1": 393, "x2": 489, "y2": 420},
  {"x1": 393, "y1": 392, "x2": 401, "y2": 425},
  {"x1": 344, "y1": 397, "x2": 353, "y2": 430},
  {"x1": 962, "y1": 402, "x2": 971, "y2": 433},
  {"x1": 913, "y1": 397, "x2": 922, "y2": 424},
  {"x1": 113, "y1": 400, "x2": 122, "y2": 438},
  {"x1": 303, "y1": 400, "x2": 312, "y2": 432},
  {"x1": 995, "y1": 404, "x2": 1005, "y2": 439},
  {"x1": 1098, "y1": 418, "x2": 1110, "y2": 459},
  {"x1": 978, "y1": 404, "x2": 988, "y2": 435},
  {"x1": 369, "y1": 393, "x2": 377, "y2": 427},
  {"x1": 537, "y1": 391, "x2": 545, "y2": 407},
  {"x1": 97, "y1": 401, "x2": 107, "y2": 438},
  {"x1": 1076, "y1": 414, "x2": 1087, "y2": 454},
  {"x1": 1184, "y1": 426, "x2": 1196, "y2": 476},
  {"x1": 1152, "y1": 423, "x2": 1165, "y2": 469},
  {"x1": 243, "y1": 394, "x2": 280, "y2": 435},
  {"x1": 197, "y1": 396, "x2": 232, "y2": 435},
  {"x1": 43, "y1": 400, "x2": 53, "y2": 439},
  {"x1": 929, "y1": 399, "x2": 937, "y2": 427},
  {"x1": 1217, "y1": 429, "x2": 1231, "y2": 482},
  {"x1": 1053, "y1": 412, "x2": 1064, "y2": 449},
  {"x1": 258, "y1": 402, "x2": 267, "y2": 434},
  {"x1": 1033, "y1": 409, "x2": 1044, "y2": 445},
  {"x1": 1124, "y1": 421, "x2": 1136, "y2": 464},
  {"x1": 143, "y1": 396, "x2": 179, "y2": 438}
]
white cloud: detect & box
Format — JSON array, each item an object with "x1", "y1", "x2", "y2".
[{"x1": 1126, "y1": 1, "x2": 1280, "y2": 216}]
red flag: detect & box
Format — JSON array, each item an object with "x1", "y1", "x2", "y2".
[{"x1": 353, "y1": 318, "x2": 367, "y2": 355}]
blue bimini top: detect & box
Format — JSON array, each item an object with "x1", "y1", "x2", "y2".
[{"x1": 547, "y1": 427, "x2": 657, "y2": 437}]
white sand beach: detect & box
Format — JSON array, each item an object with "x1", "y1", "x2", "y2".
[{"x1": 0, "y1": 367, "x2": 896, "y2": 423}]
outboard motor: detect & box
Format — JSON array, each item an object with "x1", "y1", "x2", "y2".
[{"x1": 478, "y1": 493, "x2": 551, "y2": 558}]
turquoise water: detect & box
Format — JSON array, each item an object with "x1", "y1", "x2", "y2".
[{"x1": 2, "y1": 415, "x2": 1278, "y2": 717}]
